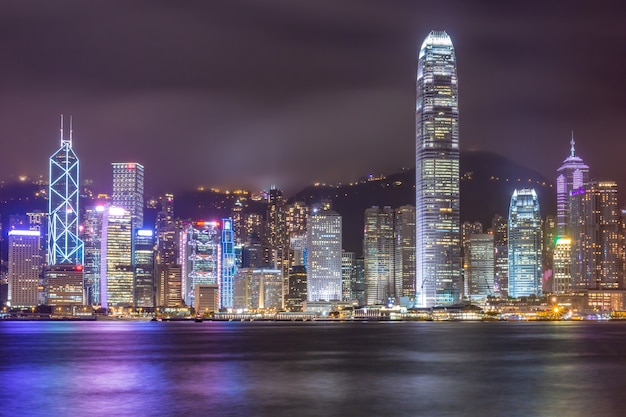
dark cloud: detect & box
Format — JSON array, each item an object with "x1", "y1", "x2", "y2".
[{"x1": 1, "y1": 0, "x2": 626, "y2": 200}]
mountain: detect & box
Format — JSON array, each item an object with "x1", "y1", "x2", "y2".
[{"x1": 290, "y1": 150, "x2": 555, "y2": 255}]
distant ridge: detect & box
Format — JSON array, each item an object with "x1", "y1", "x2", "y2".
[{"x1": 291, "y1": 150, "x2": 555, "y2": 255}]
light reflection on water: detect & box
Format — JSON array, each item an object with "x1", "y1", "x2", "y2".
[{"x1": 1, "y1": 321, "x2": 626, "y2": 416}]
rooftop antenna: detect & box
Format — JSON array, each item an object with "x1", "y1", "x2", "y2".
[
  {"x1": 69, "y1": 115, "x2": 73, "y2": 147},
  {"x1": 60, "y1": 114, "x2": 64, "y2": 146},
  {"x1": 570, "y1": 130, "x2": 575, "y2": 157}
]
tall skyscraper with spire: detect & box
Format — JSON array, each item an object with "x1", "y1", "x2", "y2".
[
  {"x1": 48, "y1": 115, "x2": 83, "y2": 265},
  {"x1": 556, "y1": 134, "x2": 589, "y2": 236},
  {"x1": 415, "y1": 30, "x2": 460, "y2": 307}
]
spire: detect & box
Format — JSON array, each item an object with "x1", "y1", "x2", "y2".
[
  {"x1": 570, "y1": 131, "x2": 575, "y2": 157},
  {"x1": 60, "y1": 114, "x2": 64, "y2": 146},
  {"x1": 69, "y1": 115, "x2": 73, "y2": 148}
]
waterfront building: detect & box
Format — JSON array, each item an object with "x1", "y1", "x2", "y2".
[
  {"x1": 112, "y1": 162, "x2": 144, "y2": 230},
  {"x1": 491, "y1": 214, "x2": 508, "y2": 297},
  {"x1": 101, "y1": 206, "x2": 134, "y2": 308},
  {"x1": 341, "y1": 250, "x2": 356, "y2": 302},
  {"x1": 364, "y1": 206, "x2": 395, "y2": 305},
  {"x1": 395, "y1": 205, "x2": 416, "y2": 300},
  {"x1": 82, "y1": 204, "x2": 105, "y2": 304},
  {"x1": 8, "y1": 230, "x2": 42, "y2": 307},
  {"x1": 306, "y1": 208, "x2": 342, "y2": 302},
  {"x1": 462, "y1": 221, "x2": 483, "y2": 297},
  {"x1": 194, "y1": 284, "x2": 219, "y2": 315},
  {"x1": 466, "y1": 233, "x2": 495, "y2": 302},
  {"x1": 46, "y1": 264, "x2": 84, "y2": 306},
  {"x1": 285, "y1": 265, "x2": 307, "y2": 311},
  {"x1": 233, "y1": 268, "x2": 283, "y2": 310},
  {"x1": 156, "y1": 264, "x2": 183, "y2": 308},
  {"x1": 180, "y1": 221, "x2": 221, "y2": 307},
  {"x1": 508, "y1": 189, "x2": 542, "y2": 298},
  {"x1": 542, "y1": 215, "x2": 557, "y2": 293},
  {"x1": 134, "y1": 229, "x2": 155, "y2": 308},
  {"x1": 552, "y1": 237, "x2": 572, "y2": 294},
  {"x1": 415, "y1": 30, "x2": 461, "y2": 307},
  {"x1": 221, "y1": 218, "x2": 236, "y2": 308},
  {"x1": 570, "y1": 181, "x2": 622, "y2": 290},
  {"x1": 556, "y1": 135, "x2": 589, "y2": 236},
  {"x1": 48, "y1": 116, "x2": 83, "y2": 265}
]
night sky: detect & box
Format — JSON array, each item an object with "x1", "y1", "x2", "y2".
[{"x1": 2, "y1": 1, "x2": 626, "y2": 198}]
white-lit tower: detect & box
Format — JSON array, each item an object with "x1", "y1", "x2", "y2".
[
  {"x1": 48, "y1": 115, "x2": 83, "y2": 265},
  {"x1": 112, "y1": 162, "x2": 144, "y2": 230},
  {"x1": 415, "y1": 31, "x2": 461, "y2": 307},
  {"x1": 307, "y1": 208, "x2": 342, "y2": 302}
]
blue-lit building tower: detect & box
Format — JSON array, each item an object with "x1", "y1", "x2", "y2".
[
  {"x1": 48, "y1": 115, "x2": 83, "y2": 265},
  {"x1": 508, "y1": 188, "x2": 542, "y2": 298},
  {"x1": 221, "y1": 218, "x2": 236, "y2": 309},
  {"x1": 415, "y1": 31, "x2": 461, "y2": 307}
]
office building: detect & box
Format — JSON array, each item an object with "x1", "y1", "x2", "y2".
[
  {"x1": 508, "y1": 189, "x2": 542, "y2": 298},
  {"x1": 466, "y1": 233, "x2": 495, "y2": 301},
  {"x1": 491, "y1": 214, "x2": 508, "y2": 297},
  {"x1": 46, "y1": 264, "x2": 84, "y2": 306},
  {"x1": 180, "y1": 221, "x2": 221, "y2": 307},
  {"x1": 82, "y1": 204, "x2": 105, "y2": 305},
  {"x1": 221, "y1": 218, "x2": 236, "y2": 309},
  {"x1": 307, "y1": 208, "x2": 342, "y2": 302},
  {"x1": 395, "y1": 205, "x2": 416, "y2": 300},
  {"x1": 134, "y1": 229, "x2": 155, "y2": 308},
  {"x1": 8, "y1": 230, "x2": 42, "y2": 307},
  {"x1": 415, "y1": 30, "x2": 461, "y2": 307},
  {"x1": 48, "y1": 116, "x2": 83, "y2": 265},
  {"x1": 101, "y1": 206, "x2": 134, "y2": 308},
  {"x1": 552, "y1": 237, "x2": 572, "y2": 294},
  {"x1": 112, "y1": 162, "x2": 144, "y2": 230},
  {"x1": 364, "y1": 206, "x2": 395, "y2": 305}
]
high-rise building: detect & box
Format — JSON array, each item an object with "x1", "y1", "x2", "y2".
[
  {"x1": 82, "y1": 204, "x2": 105, "y2": 305},
  {"x1": 466, "y1": 233, "x2": 495, "y2": 301},
  {"x1": 101, "y1": 206, "x2": 134, "y2": 308},
  {"x1": 364, "y1": 206, "x2": 395, "y2": 305},
  {"x1": 233, "y1": 268, "x2": 283, "y2": 310},
  {"x1": 491, "y1": 214, "x2": 508, "y2": 297},
  {"x1": 395, "y1": 205, "x2": 416, "y2": 301},
  {"x1": 552, "y1": 237, "x2": 572, "y2": 294},
  {"x1": 221, "y1": 218, "x2": 236, "y2": 309},
  {"x1": 46, "y1": 264, "x2": 84, "y2": 306},
  {"x1": 508, "y1": 189, "x2": 542, "y2": 298},
  {"x1": 570, "y1": 181, "x2": 622, "y2": 289},
  {"x1": 307, "y1": 208, "x2": 342, "y2": 302},
  {"x1": 134, "y1": 229, "x2": 155, "y2": 308},
  {"x1": 156, "y1": 264, "x2": 183, "y2": 308},
  {"x1": 48, "y1": 116, "x2": 83, "y2": 265},
  {"x1": 556, "y1": 135, "x2": 589, "y2": 236},
  {"x1": 112, "y1": 162, "x2": 145, "y2": 230},
  {"x1": 285, "y1": 265, "x2": 307, "y2": 311},
  {"x1": 180, "y1": 221, "x2": 221, "y2": 307},
  {"x1": 415, "y1": 30, "x2": 461, "y2": 307},
  {"x1": 341, "y1": 250, "x2": 356, "y2": 302},
  {"x1": 8, "y1": 230, "x2": 42, "y2": 307}
]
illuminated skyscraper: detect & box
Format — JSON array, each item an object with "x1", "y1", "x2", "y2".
[
  {"x1": 491, "y1": 214, "x2": 508, "y2": 297},
  {"x1": 134, "y1": 229, "x2": 155, "y2": 307},
  {"x1": 82, "y1": 204, "x2": 105, "y2": 304},
  {"x1": 101, "y1": 206, "x2": 134, "y2": 308},
  {"x1": 552, "y1": 237, "x2": 572, "y2": 294},
  {"x1": 395, "y1": 205, "x2": 416, "y2": 300},
  {"x1": 570, "y1": 181, "x2": 622, "y2": 289},
  {"x1": 180, "y1": 221, "x2": 221, "y2": 307},
  {"x1": 112, "y1": 162, "x2": 144, "y2": 230},
  {"x1": 466, "y1": 233, "x2": 495, "y2": 301},
  {"x1": 364, "y1": 206, "x2": 395, "y2": 305},
  {"x1": 221, "y1": 218, "x2": 236, "y2": 309},
  {"x1": 508, "y1": 189, "x2": 542, "y2": 298},
  {"x1": 556, "y1": 135, "x2": 589, "y2": 236},
  {"x1": 415, "y1": 30, "x2": 461, "y2": 307},
  {"x1": 48, "y1": 116, "x2": 83, "y2": 265},
  {"x1": 307, "y1": 208, "x2": 342, "y2": 302},
  {"x1": 8, "y1": 230, "x2": 42, "y2": 307}
]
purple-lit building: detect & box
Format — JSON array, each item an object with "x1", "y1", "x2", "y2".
[{"x1": 556, "y1": 135, "x2": 589, "y2": 237}]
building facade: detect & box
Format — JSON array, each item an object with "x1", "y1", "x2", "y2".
[
  {"x1": 112, "y1": 162, "x2": 145, "y2": 230},
  {"x1": 8, "y1": 230, "x2": 42, "y2": 307},
  {"x1": 307, "y1": 208, "x2": 342, "y2": 302},
  {"x1": 415, "y1": 30, "x2": 461, "y2": 307},
  {"x1": 364, "y1": 206, "x2": 395, "y2": 305},
  {"x1": 508, "y1": 189, "x2": 542, "y2": 298}
]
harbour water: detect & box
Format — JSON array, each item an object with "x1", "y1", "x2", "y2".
[{"x1": 1, "y1": 321, "x2": 626, "y2": 417}]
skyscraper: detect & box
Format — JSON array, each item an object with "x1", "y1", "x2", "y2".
[
  {"x1": 364, "y1": 206, "x2": 395, "y2": 305},
  {"x1": 556, "y1": 135, "x2": 589, "y2": 236},
  {"x1": 415, "y1": 30, "x2": 461, "y2": 307},
  {"x1": 8, "y1": 230, "x2": 42, "y2": 307},
  {"x1": 112, "y1": 162, "x2": 145, "y2": 230},
  {"x1": 134, "y1": 229, "x2": 155, "y2": 308},
  {"x1": 508, "y1": 189, "x2": 542, "y2": 298},
  {"x1": 48, "y1": 116, "x2": 83, "y2": 265},
  {"x1": 466, "y1": 233, "x2": 495, "y2": 301},
  {"x1": 101, "y1": 206, "x2": 134, "y2": 308},
  {"x1": 395, "y1": 205, "x2": 416, "y2": 301},
  {"x1": 306, "y1": 208, "x2": 342, "y2": 302},
  {"x1": 221, "y1": 218, "x2": 236, "y2": 309}
]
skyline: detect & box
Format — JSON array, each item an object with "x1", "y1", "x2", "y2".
[{"x1": 2, "y1": 1, "x2": 626, "y2": 197}]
